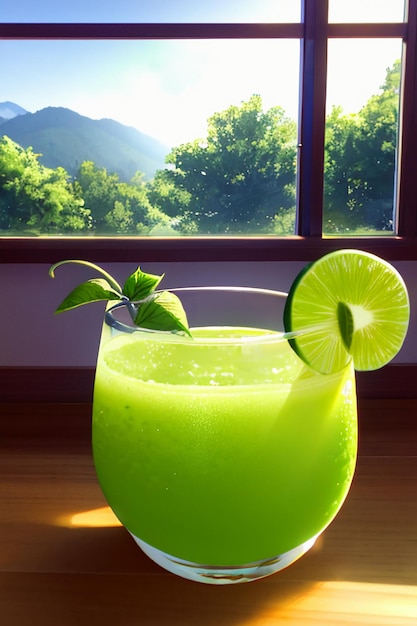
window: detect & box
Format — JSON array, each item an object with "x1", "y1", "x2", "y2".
[
  {"x1": 1, "y1": 0, "x2": 416, "y2": 262},
  {"x1": 323, "y1": 38, "x2": 403, "y2": 235},
  {"x1": 328, "y1": 0, "x2": 405, "y2": 23}
]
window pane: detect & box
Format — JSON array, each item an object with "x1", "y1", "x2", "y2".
[
  {"x1": 323, "y1": 39, "x2": 403, "y2": 235},
  {"x1": 1, "y1": 0, "x2": 301, "y2": 23},
  {"x1": 329, "y1": 0, "x2": 405, "y2": 23},
  {"x1": 0, "y1": 39, "x2": 299, "y2": 236}
]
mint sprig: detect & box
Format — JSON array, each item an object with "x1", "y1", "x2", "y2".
[
  {"x1": 49, "y1": 260, "x2": 191, "y2": 337},
  {"x1": 134, "y1": 291, "x2": 190, "y2": 335}
]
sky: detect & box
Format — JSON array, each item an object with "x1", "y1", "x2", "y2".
[{"x1": 1, "y1": 0, "x2": 406, "y2": 148}]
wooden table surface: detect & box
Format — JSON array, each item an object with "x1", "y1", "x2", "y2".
[{"x1": 1, "y1": 400, "x2": 416, "y2": 626}]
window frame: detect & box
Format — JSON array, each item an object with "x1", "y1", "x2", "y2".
[{"x1": 1, "y1": 0, "x2": 416, "y2": 263}]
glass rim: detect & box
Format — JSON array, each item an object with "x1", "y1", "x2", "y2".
[{"x1": 105, "y1": 285, "x2": 297, "y2": 345}]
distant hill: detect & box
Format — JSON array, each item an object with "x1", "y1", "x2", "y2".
[
  {"x1": 0, "y1": 101, "x2": 28, "y2": 120},
  {"x1": 0, "y1": 105, "x2": 169, "y2": 180}
]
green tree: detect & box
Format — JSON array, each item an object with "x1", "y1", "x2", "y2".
[
  {"x1": 77, "y1": 161, "x2": 174, "y2": 234},
  {"x1": 76, "y1": 161, "x2": 120, "y2": 230},
  {"x1": 154, "y1": 95, "x2": 297, "y2": 234},
  {"x1": 0, "y1": 136, "x2": 90, "y2": 233},
  {"x1": 146, "y1": 169, "x2": 197, "y2": 234},
  {"x1": 324, "y1": 61, "x2": 400, "y2": 233}
]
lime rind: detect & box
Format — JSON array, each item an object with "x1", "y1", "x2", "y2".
[{"x1": 284, "y1": 249, "x2": 410, "y2": 374}]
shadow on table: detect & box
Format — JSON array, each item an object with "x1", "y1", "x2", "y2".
[{"x1": 3, "y1": 523, "x2": 317, "y2": 626}]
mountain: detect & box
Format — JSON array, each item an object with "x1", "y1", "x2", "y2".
[
  {"x1": 0, "y1": 101, "x2": 28, "y2": 121},
  {"x1": 0, "y1": 105, "x2": 169, "y2": 180}
]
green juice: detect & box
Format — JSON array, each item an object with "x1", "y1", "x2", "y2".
[{"x1": 92, "y1": 325, "x2": 357, "y2": 565}]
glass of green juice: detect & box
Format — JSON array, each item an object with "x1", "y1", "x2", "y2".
[{"x1": 92, "y1": 286, "x2": 357, "y2": 584}]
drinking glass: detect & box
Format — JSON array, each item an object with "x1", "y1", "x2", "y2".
[{"x1": 92, "y1": 287, "x2": 357, "y2": 584}]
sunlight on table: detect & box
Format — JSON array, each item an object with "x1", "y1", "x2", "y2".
[
  {"x1": 59, "y1": 506, "x2": 122, "y2": 528},
  {"x1": 54, "y1": 506, "x2": 417, "y2": 623},
  {"x1": 231, "y1": 582, "x2": 417, "y2": 625}
]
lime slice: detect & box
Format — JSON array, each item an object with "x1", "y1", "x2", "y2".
[{"x1": 283, "y1": 249, "x2": 409, "y2": 374}]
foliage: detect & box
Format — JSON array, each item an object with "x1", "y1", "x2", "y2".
[
  {"x1": 0, "y1": 61, "x2": 402, "y2": 236},
  {"x1": 75, "y1": 161, "x2": 173, "y2": 235},
  {"x1": 324, "y1": 60, "x2": 400, "y2": 233},
  {"x1": 146, "y1": 169, "x2": 197, "y2": 234},
  {"x1": 151, "y1": 95, "x2": 297, "y2": 234},
  {"x1": 0, "y1": 136, "x2": 90, "y2": 233}
]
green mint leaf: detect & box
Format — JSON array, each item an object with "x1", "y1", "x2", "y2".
[
  {"x1": 122, "y1": 267, "x2": 164, "y2": 301},
  {"x1": 54, "y1": 278, "x2": 123, "y2": 313},
  {"x1": 49, "y1": 260, "x2": 122, "y2": 293},
  {"x1": 134, "y1": 291, "x2": 191, "y2": 336},
  {"x1": 50, "y1": 259, "x2": 192, "y2": 337}
]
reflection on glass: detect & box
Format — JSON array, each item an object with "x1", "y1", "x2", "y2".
[
  {"x1": 1, "y1": 0, "x2": 301, "y2": 24},
  {"x1": 328, "y1": 0, "x2": 405, "y2": 23},
  {"x1": 323, "y1": 39, "x2": 402, "y2": 236},
  {"x1": 0, "y1": 38, "x2": 299, "y2": 237}
]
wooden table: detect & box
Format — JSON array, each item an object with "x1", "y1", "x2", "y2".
[{"x1": 1, "y1": 401, "x2": 416, "y2": 625}]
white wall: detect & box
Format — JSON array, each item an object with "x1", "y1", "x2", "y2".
[{"x1": 2, "y1": 260, "x2": 416, "y2": 366}]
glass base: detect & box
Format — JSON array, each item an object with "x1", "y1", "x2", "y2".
[{"x1": 129, "y1": 532, "x2": 318, "y2": 584}]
